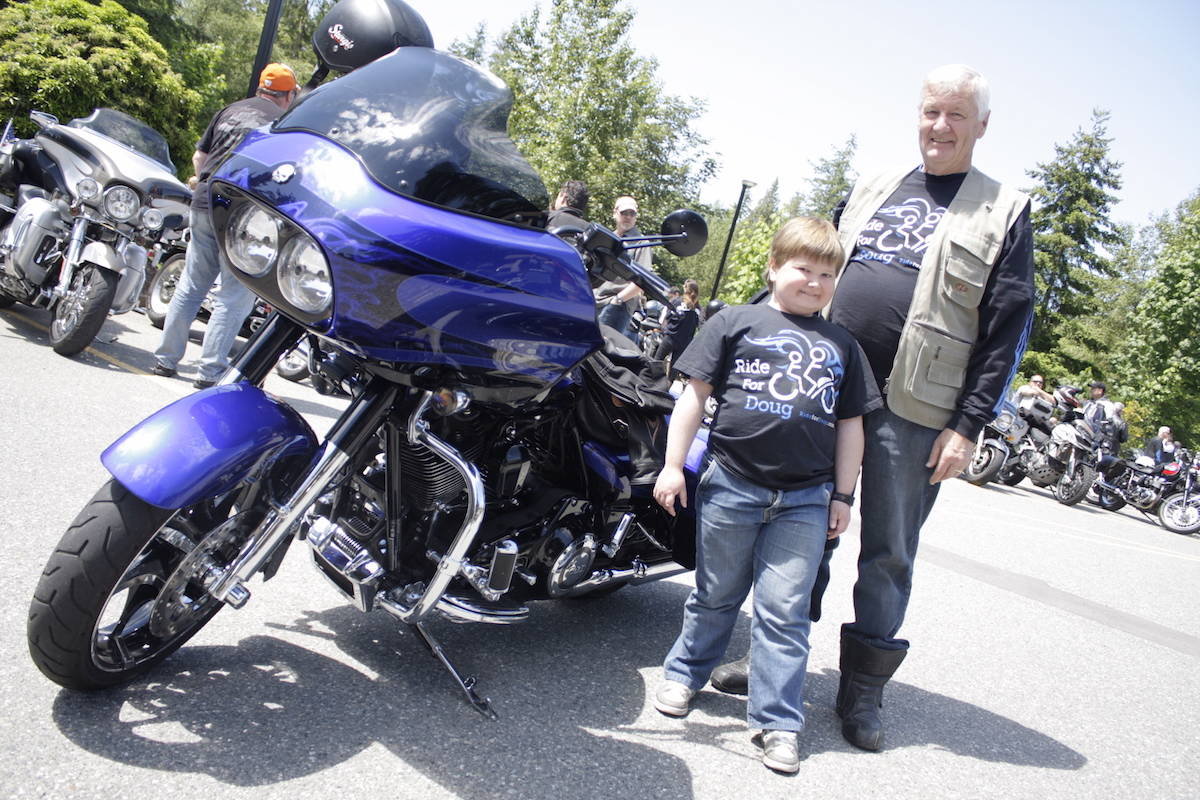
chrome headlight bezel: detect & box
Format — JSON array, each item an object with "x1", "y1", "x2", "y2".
[
  {"x1": 75, "y1": 177, "x2": 101, "y2": 202},
  {"x1": 226, "y1": 203, "x2": 280, "y2": 277},
  {"x1": 140, "y1": 207, "x2": 164, "y2": 231},
  {"x1": 103, "y1": 184, "x2": 140, "y2": 221},
  {"x1": 277, "y1": 236, "x2": 332, "y2": 315}
]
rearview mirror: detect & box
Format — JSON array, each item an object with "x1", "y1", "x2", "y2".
[{"x1": 660, "y1": 210, "x2": 707, "y2": 257}]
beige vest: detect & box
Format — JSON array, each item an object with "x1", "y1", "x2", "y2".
[{"x1": 836, "y1": 166, "x2": 1028, "y2": 429}]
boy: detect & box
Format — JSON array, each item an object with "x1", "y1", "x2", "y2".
[{"x1": 651, "y1": 217, "x2": 880, "y2": 773}]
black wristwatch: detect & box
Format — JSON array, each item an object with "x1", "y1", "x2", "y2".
[{"x1": 831, "y1": 491, "x2": 855, "y2": 506}]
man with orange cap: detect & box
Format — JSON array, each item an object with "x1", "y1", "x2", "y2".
[{"x1": 153, "y1": 63, "x2": 299, "y2": 388}]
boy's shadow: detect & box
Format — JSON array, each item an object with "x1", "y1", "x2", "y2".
[{"x1": 50, "y1": 582, "x2": 1084, "y2": 792}]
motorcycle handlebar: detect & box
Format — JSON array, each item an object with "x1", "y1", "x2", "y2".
[{"x1": 576, "y1": 223, "x2": 671, "y2": 305}]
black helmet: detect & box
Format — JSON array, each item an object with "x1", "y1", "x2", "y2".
[
  {"x1": 313, "y1": 0, "x2": 434, "y2": 75},
  {"x1": 705, "y1": 299, "x2": 727, "y2": 319},
  {"x1": 1055, "y1": 385, "x2": 1082, "y2": 408}
]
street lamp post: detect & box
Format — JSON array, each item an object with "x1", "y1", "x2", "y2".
[
  {"x1": 247, "y1": 0, "x2": 287, "y2": 98},
  {"x1": 710, "y1": 178, "x2": 756, "y2": 302}
]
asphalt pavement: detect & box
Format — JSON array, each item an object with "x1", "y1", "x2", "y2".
[{"x1": 1, "y1": 303, "x2": 1198, "y2": 800}]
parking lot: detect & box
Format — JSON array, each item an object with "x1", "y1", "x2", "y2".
[{"x1": 2, "y1": 303, "x2": 1198, "y2": 799}]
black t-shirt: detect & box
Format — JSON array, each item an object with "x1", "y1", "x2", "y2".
[
  {"x1": 829, "y1": 169, "x2": 965, "y2": 392},
  {"x1": 193, "y1": 96, "x2": 285, "y2": 212},
  {"x1": 675, "y1": 303, "x2": 881, "y2": 490}
]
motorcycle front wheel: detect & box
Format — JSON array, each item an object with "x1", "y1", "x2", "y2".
[
  {"x1": 27, "y1": 479, "x2": 260, "y2": 690},
  {"x1": 48, "y1": 265, "x2": 119, "y2": 355},
  {"x1": 146, "y1": 252, "x2": 186, "y2": 329},
  {"x1": 1054, "y1": 463, "x2": 1096, "y2": 506},
  {"x1": 1158, "y1": 492, "x2": 1200, "y2": 535},
  {"x1": 964, "y1": 444, "x2": 1007, "y2": 485}
]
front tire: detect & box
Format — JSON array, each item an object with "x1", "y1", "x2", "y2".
[
  {"x1": 27, "y1": 480, "x2": 248, "y2": 690},
  {"x1": 964, "y1": 444, "x2": 1007, "y2": 485},
  {"x1": 1054, "y1": 463, "x2": 1096, "y2": 506},
  {"x1": 49, "y1": 266, "x2": 119, "y2": 356},
  {"x1": 275, "y1": 346, "x2": 310, "y2": 382},
  {"x1": 146, "y1": 252, "x2": 185, "y2": 329},
  {"x1": 1158, "y1": 492, "x2": 1200, "y2": 535}
]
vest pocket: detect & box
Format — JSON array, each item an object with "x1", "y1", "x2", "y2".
[
  {"x1": 942, "y1": 237, "x2": 991, "y2": 308},
  {"x1": 904, "y1": 327, "x2": 972, "y2": 410}
]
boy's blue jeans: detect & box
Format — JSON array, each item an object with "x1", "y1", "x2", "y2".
[{"x1": 663, "y1": 456, "x2": 831, "y2": 732}]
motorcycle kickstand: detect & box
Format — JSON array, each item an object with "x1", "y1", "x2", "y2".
[{"x1": 410, "y1": 622, "x2": 498, "y2": 721}]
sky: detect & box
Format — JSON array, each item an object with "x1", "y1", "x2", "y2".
[{"x1": 410, "y1": 0, "x2": 1200, "y2": 226}]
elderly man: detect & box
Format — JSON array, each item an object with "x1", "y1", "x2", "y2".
[{"x1": 713, "y1": 64, "x2": 1034, "y2": 753}]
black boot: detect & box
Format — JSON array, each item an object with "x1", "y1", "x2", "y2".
[
  {"x1": 709, "y1": 653, "x2": 749, "y2": 695},
  {"x1": 836, "y1": 633, "x2": 907, "y2": 751}
]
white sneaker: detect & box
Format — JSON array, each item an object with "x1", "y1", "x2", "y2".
[
  {"x1": 653, "y1": 679, "x2": 695, "y2": 717},
  {"x1": 758, "y1": 729, "x2": 800, "y2": 773}
]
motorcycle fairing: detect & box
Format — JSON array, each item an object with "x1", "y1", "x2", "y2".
[
  {"x1": 211, "y1": 130, "x2": 601, "y2": 390},
  {"x1": 101, "y1": 383, "x2": 319, "y2": 509}
]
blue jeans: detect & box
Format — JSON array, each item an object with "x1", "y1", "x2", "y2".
[
  {"x1": 663, "y1": 457, "x2": 831, "y2": 731},
  {"x1": 841, "y1": 406, "x2": 942, "y2": 651},
  {"x1": 153, "y1": 210, "x2": 257, "y2": 382},
  {"x1": 597, "y1": 301, "x2": 637, "y2": 341}
]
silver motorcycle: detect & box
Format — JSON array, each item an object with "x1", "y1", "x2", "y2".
[{"x1": 0, "y1": 108, "x2": 191, "y2": 354}]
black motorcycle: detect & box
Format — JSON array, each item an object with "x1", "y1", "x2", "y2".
[
  {"x1": 1090, "y1": 451, "x2": 1185, "y2": 515},
  {"x1": 0, "y1": 108, "x2": 190, "y2": 354},
  {"x1": 27, "y1": 2, "x2": 712, "y2": 719}
]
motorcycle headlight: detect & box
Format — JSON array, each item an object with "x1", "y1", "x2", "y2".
[
  {"x1": 103, "y1": 185, "x2": 140, "y2": 221},
  {"x1": 140, "y1": 208, "x2": 164, "y2": 231},
  {"x1": 277, "y1": 236, "x2": 332, "y2": 314},
  {"x1": 75, "y1": 177, "x2": 100, "y2": 201},
  {"x1": 227, "y1": 204, "x2": 279, "y2": 277},
  {"x1": 994, "y1": 411, "x2": 1014, "y2": 432}
]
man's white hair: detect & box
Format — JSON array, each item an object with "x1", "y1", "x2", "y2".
[
  {"x1": 1159, "y1": 425, "x2": 1172, "y2": 436},
  {"x1": 921, "y1": 64, "x2": 990, "y2": 116}
]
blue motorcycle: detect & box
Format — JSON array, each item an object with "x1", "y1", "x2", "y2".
[{"x1": 26, "y1": 1, "x2": 709, "y2": 718}]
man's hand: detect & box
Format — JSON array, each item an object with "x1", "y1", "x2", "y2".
[
  {"x1": 653, "y1": 466, "x2": 687, "y2": 516},
  {"x1": 926, "y1": 428, "x2": 975, "y2": 484},
  {"x1": 827, "y1": 499, "x2": 851, "y2": 539}
]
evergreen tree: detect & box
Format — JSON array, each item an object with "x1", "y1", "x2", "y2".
[
  {"x1": 0, "y1": 0, "x2": 202, "y2": 175},
  {"x1": 1115, "y1": 191, "x2": 1200, "y2": 439},
  {"x1": 797, "y1": 135, "x2": 857, "y2": 219},
  {"x1": 486, "y1": 0, "x2": 715, "y2": 231},
  {"x1": 1026, "y1": 110, "x2": 1123, "y2": 353}
]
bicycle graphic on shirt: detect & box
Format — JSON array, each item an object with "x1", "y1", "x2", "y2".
[
  {"x1": 873, "y1": 197, "x2": 945, "y2": 256},
  {"x1": 746, "y1": 331, "x2": 842, "y2": 414}
]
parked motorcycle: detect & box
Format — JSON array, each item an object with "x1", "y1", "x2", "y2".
[
  {"x1": 1090, "y1": 451, "x2": 1185, "y2": 515},
  {"x1": 990, "y1": 393, "x2": 1056, "y2": 486},
  {"x1": 996, "y1": 387, "x2": 1097, "y2": 505},
  {"x1": 1158, "y1": 449, "x2": 1200, "y2": 535},
  {"x1": 0, "y1": 108, "x2": 190, "y2": 354},
  {"x1": 27, "y1": 20, "x2": 711, "y2": 719},
  {"x1": 964, "y1": 398, "x2": 1021, "y2": 485},
  {"x1": 144, "y1": 246, "x2": 272, "y2": 338}
]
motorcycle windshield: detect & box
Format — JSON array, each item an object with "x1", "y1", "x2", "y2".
[
  {"x1": 273, "y1": 47, "x2": 547, "y2": 222},
  {"x1": 67, "y1": 109, "x2": 175, "y2": 172}
]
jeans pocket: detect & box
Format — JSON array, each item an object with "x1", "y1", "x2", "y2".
[{"x1": 698, "y1": 454, "x2": 721, "y2": 490}]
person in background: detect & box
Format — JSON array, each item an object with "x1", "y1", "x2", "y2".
[
  {"x1": 595, "y1": 195, "x2": 652, "y2": 339},
  {"x1": 710, "y1": 64, "x2": 1035, "y2": 754},
  {"x1": 152, "y1": 63, "x2": 299, "y2": 389},
  {"x1": 651, "y1": 217, "x2": 878, "y2": 773},
  {"x1": 547, "y1": 179, "x2": 589, "y2": 229},
  {"x1": 1082, "y1": 380, "x2": 1115, "y2": 430},
  {"x1": 1015, "y1": 374, "x2": 1054, "y2": 404},
  {"x1": 655, "y1": 278, "x2": 703, "y2": 375},
  {"x1": 1153, "y1": 426, "x2": 1177, "y2": 464},
  {"x1": 1100, "y1": 401, "x2": 1128, "y2": 455}
]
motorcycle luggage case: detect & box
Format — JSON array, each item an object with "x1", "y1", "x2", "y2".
[{"x1": 3, "y1": 196, "x2": 63, "y2": 283}]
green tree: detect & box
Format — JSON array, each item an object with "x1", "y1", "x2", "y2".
[
  {"x1": 793, "y1": 135, "x2": 857, "y2": 219},
  {"x1": 1115, "y1": 190, "x2": 1200, "y2": 440},
  {"x1": 0, "y1": 0, "x2": 202, "y2": 174},
  {"x1": 1026, "y1": 110, "x2": 1123, "y2": 354},
  {"x1": 487, "y1": 0, "x2": 716, "y2": 235}
]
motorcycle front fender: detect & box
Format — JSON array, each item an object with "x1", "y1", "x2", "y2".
[
  {"x1": 101, "y1": 382, "x2": 319, "y2": 509},
  {"x1": 78, "y1": 240, "x2": 146, "y2": 313}
]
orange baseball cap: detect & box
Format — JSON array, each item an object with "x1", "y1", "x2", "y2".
[{"x1": 259, "y1": 63, "x2": 297, "y2": 92}]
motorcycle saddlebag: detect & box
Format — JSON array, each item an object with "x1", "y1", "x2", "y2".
[{"x1": 576, "y1": 327, "x2": 674, "y2": 485}]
